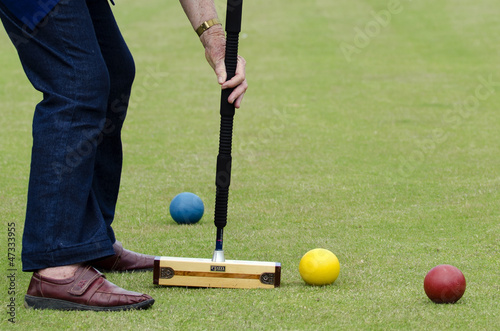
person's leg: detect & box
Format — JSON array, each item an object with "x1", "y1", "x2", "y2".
[
  {"x1": 86, "y1": 0, "x2": 136, "y2": 243},
  {"x1": 0, "y1": 0, "x2": 116, "y2": 271},
  {"x1": 81, "y1": 0, "x2": 155, "y2": 273},
  {"x1": 0, "y1": 1, "x2": 155, "y2": 310}
]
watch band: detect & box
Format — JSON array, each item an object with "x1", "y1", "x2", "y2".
[{"x1": 196, "y1": 18, "x2": 222, "y2": 37}]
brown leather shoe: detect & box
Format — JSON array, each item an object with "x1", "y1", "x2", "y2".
[
  {"x1": 24, "y1": 265, "x2": 154, "y2": 311},
  {"x1": 91, "y1": 241, "x2": 155, "y2": 272}
]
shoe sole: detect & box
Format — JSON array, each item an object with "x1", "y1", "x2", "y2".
[
  {"x1": 25, "y1": 295, "x2": 155, "y2": 312},
  {"x1": 93, "y1": 268, "x2": 154, "y2": 273}
]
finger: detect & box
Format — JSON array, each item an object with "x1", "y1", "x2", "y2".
[
  {"x1": 222, "y1": 56, "x2": 246, "y2": 89},
  {"x1": 222, "y1": 74, "x2": 245, "y2": 89},
  {"x1": 233, "y1": 93, "x2": 245, "y2": 109},
  {"x1": 228, "y1": 79, "x2": 248, "y2": 106}
]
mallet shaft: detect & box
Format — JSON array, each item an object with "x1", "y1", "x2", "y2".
[{"x1": 213, "y1": 0, "x2": 243, "y2": 256}]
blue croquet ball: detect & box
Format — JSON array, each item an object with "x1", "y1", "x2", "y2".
[{"x1": 169, "y1": 192, "x2": 204, "y2": 224}]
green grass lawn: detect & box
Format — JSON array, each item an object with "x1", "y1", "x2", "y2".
[{"x1": 1, "y1": 0, "x2": 499, "y2": 329}]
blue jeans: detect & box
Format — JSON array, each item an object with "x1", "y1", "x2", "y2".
[{"x1": 0, "y1": 0, "x2": 135, "y2": 271}]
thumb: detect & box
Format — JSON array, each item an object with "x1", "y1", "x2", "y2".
[{"x1": 215, "y1": 60, "x2": 227, "y2": 85}]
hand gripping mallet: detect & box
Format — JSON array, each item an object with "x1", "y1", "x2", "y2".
[{"x1": 154, "y1": 0, "x2": 281, "y2": 289}]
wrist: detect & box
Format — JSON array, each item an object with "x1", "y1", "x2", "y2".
[{"x1": 200, "y1": 24, "x2": 225, "y2": 49}]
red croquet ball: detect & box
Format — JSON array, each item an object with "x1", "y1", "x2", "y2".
[{"x1": 424, "y1": 264, "x2": 466, "y2": 304}]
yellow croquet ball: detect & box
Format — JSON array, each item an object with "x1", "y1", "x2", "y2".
[{"x1": 299, "y1": 248, "x2": 340, "y2": 286}]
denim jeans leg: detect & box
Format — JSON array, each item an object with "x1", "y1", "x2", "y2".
[
  {"x1": 87, "y1": 0, "x2": 136, "y2": 243},
  {"x1": 0, "y1": 0, "x2": 131, "y2": 271}
]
